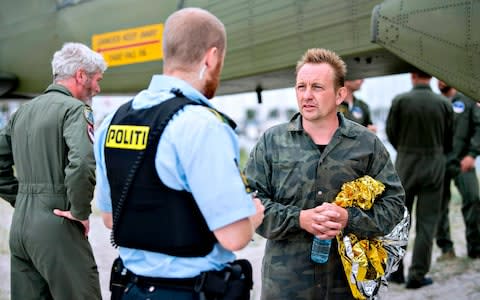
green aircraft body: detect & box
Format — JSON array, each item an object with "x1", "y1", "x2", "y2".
[{"x1": 0, "y1": 0, "x2": 478, "y2": 100}]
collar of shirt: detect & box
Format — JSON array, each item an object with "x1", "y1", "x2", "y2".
[
  {"x1": 452, "y1": 92, "x2": 469, "y2": 103},
  {"x1": 44, "y1": 83, "x2": 74, "y2": 97},
  {"x1": 413, "y1": 83, "x2": 432, "y2": 91},
  {"x1": 336, "y1": 113, "x2": 358, "y2": 138},
  {"x1": 131, "y1": 75, "x2": 213, "y2": 109},
  {"x1": 287, "y1": 112, "x2": 357, "y2": 138}
]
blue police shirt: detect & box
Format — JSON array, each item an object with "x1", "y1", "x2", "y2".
[{"x1": 94, "y1": 75, "x2": 256, "y2": 278}]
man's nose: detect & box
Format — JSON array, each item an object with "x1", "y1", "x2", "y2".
[{"x1": 303, "y1": 87, "x2": 314, "y2": 98}]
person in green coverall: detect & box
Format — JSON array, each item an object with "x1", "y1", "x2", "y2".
[
  {"x1": 338, "y1": 79, "x2": 377, "y2": 133},
  {"x1": 436, "y1": 80, "x2": 480, "y2": 260},
  {"x1": 0, "y1": 42, "x2": 107, "y2": 300},
  {"x1": 386, "y1": 70, "x2": 453, "y2": 289}
]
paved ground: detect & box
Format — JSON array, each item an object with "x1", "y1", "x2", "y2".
[{"x1": 1, "y1": 190, "x2": 480, "y2": 300}]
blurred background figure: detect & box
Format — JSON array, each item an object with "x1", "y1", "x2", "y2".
[
  {"x1": 339, "y1": 79, "x2": 377, "y2": 132},
  {"x1": 436, "y1": 80, "x2": 480, "y2": 260},
  {"x1": 386, "y1": 70, "x2": 453, "y2": 289}
]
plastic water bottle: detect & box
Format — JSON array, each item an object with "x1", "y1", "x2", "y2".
[{"x1": 311, "y1": 237, "x2": 331, "y2": 264}]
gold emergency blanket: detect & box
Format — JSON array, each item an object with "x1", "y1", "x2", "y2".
[{"x1": 333, "y1": 176, "x2": 387, "y2": 299}]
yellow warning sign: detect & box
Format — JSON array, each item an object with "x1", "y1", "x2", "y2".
[
  {"x1": 105, "y1": 125, "x2": 150, "y2": 150},
  {"x1": 92, "y1": 24, "x2": 163, "y2": 67}
]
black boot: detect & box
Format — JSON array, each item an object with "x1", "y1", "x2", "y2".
[
  {"x1": 387, "y1": 262, "x2": 404, "y2": 284},
  {"x1": 406, "y1": 277, "x2": 433, "y2": 289}
]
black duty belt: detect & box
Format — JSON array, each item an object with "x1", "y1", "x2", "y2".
[
  {"x1": 127, "y1": 269, "x2": 199, "y2": 291},
  {"x1": 114, "y1": 259, "x2": 253, "y2": 300}
]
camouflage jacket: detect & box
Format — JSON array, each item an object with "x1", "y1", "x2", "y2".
[{"x1": 245, "y1": 112, "x2": 405, "y2": 300}]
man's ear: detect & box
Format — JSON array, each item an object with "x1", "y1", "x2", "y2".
[
  {"x1": 204, "y1": 47, "x2": 219, "y2": 70},
  {"x1": 74, "y1": 69, "x2": 85, "y2": 84},
  {"x1": 336, "y1": 86, "x2": 347, "y2": 106}
]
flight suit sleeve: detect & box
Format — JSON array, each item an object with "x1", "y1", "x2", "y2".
[
  {"x1": 365, "y1": 109, "x2": 373, "y2": 126},
  {"x1": 0, "y1": 122, "x2": 18, "y2": 206},
  {"x1": 386, "y1": 97, "x2": 399, "y2": 149},
  {"x1": 467, "y1": 101, "x2": 480, "y2": 158},
  {"x1": 361, "y1": 101, "x2": 374, "y2": 126},
  {"x1": 63, "y1": 105, "x2": 96, "y2": 220},
  {"x1": 444, "y1": 103, "x2": 454, "y2": 155}
]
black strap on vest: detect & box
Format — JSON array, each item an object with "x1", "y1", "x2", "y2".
[
  {"x1": 109, "y1": 114, "x2": 146, "y2": 249},
  {"x1": 171, "y1": 88, "x2": 237, "y2": 130}
]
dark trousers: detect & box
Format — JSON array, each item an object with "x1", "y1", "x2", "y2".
[
  {"x1": 436, "y1": 168, "x2": 480, "y2": 256},
  {"x1": 122, "y1": 283, "x2": 200, "y2": 300},
  {"x1": 394, "y1": 153, "x2": 445, "y2": 281},
  {"x1": 10, "y1": 199, "x2": 101, "y2": 300}
]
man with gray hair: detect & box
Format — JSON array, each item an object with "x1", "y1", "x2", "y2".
[{"x1": 0, "y1": 42, "x2": 106, "y2": 299}]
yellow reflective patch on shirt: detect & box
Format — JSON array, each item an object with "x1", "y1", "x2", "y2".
[
  {"x1": 234, "y1": 158, "x2": 251, "y2": 193},
  {"x1": 105, "y1": 125, "x2": 150, "y2": 150}
]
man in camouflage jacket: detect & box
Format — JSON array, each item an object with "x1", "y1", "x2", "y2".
[{"x1": 245, "y1": 48, "x2": 405, "y2": 300}]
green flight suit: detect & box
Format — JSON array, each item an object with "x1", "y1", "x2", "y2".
[
  {"x1": 0, "y1": 84, "x2": 101, "y2": 300},
  {"x1": 386, "y1": 84, "x2": 454, "y2": 281},
  {"x1": 338, "y1": 96, "x2": 373, "y2": 127},
  {"x1": 245, "y1": 113, "x2": 405, "y2": 300},
  {"x1": 436, "y1": 92, "x2": 480, "y2": 257}
]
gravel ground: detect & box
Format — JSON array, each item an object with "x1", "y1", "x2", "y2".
[{"x1": 1, "y1": 186, "x2": 480, "y2": 300}]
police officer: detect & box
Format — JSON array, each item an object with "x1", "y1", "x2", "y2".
[
  {"x1": 0, "y1": 43, "x2": 107, "y2": 299},
  {"x1": 94, "y1": 8, "x2": 264, "y2": 300},
  {"x1": 338, "y1": 79, "x2": 377, "y2": 132},
  {"x1": 436, "y1": 80, "x2": 480, "y2": 260},
  {"x1": 386, "y1": 70, "x2": 454, "y2": 288}
]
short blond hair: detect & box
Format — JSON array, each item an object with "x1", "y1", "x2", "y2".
[
  {"x1": 296, "y1": 48, "x2": 347, "y2": 89},
  {"x1": 163, "y1": 8, "x2": 226, "y2": 71}
]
